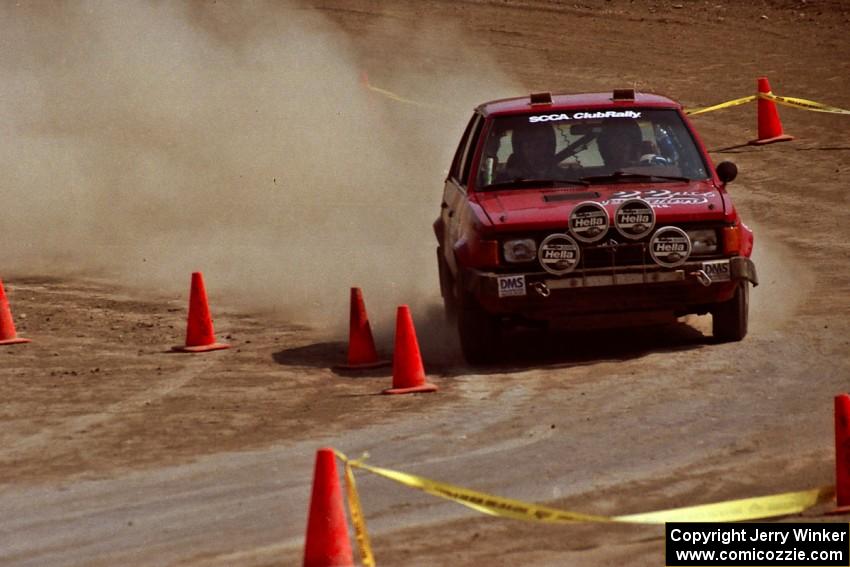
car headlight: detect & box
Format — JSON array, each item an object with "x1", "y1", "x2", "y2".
[
  {"x1": 687, "y1": 229, "x2": 718, "y2": 255},
  {"x1": 503, "y1": 239, "x2": 537, "y2": 263}
]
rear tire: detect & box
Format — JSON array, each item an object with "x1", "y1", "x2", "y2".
[
  {"x1": 457, "y1": 292, "x2": 502, "y2": 365},
  {"x1": 712, "y1": 282, "x2": 749, "y2": 342}
]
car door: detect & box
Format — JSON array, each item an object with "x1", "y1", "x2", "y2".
[{"x1": 441, "y1": 113, "x2": 485, "y2": 275}]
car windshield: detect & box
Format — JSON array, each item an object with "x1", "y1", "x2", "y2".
[{"x1": 476, "y1": 109, "x2": 709, "y2": 190}]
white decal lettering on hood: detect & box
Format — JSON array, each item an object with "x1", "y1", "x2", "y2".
[{"x1": 600, "y1": 189, "x2": 710, "y2": 208}]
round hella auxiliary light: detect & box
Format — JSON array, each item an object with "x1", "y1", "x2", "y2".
[
  {"x1": 649, "y1": 226, "x2": 692, "y2": 268},
  {"x1": 614, "y1": 198, "x2": 655, "y2": 240},
  {"x1": 569, "y1": 201, "x2": 609, "y2": 243},
  {"x1": 538, "y1": 233, "x2": 581, "y2": 276}
]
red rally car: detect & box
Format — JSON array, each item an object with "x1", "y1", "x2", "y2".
[{"x1": 434, "y1": 89, "x2": 757, "y2": 364}]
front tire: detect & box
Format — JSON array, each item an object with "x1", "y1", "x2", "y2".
[
  {"x1": 457, "y1": 292, "x2": 502, "y2": 365},
  {"x1": 712, "y1": 282, "x2": 749, "y2": 342}
]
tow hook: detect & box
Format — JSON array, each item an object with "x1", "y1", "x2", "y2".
[
  {"x1": 530, "y1": 281, "x2": 551, "y2": 298},
  {"x1": 690, "y1": 269, "x2": 712, "y2": 287}
]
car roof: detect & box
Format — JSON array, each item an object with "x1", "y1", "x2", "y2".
[{"x1": 476, "y1": 91, "x2": 681, "y2": 116}]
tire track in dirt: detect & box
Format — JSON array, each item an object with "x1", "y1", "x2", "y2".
[{"x1": 1, "y1": 356, "x2": 217, "y2": 461}]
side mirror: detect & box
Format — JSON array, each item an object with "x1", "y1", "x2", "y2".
[{"x1": 716, "y1": 161, "x2": 738, "y2": 184}]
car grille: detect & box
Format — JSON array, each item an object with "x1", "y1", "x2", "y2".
[
  {"x1": 579, "y1": 239, "x2": 650, "y2": 270},
  {"x1": 502, "y1": 230, "x2": 653, "y2": 273}
]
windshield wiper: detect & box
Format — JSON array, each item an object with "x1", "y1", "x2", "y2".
[
  {"x1": 482, "y1": 177, "x2": 589, "y2": 190},
  {"x1": 581, "y1": 171, "x2": 693, "y2": 184}
]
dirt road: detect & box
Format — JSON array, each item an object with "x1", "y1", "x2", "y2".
[{"x1": 2, "y1": 1, "x2": 849, "y2": 565}]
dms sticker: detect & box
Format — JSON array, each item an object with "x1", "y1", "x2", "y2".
[
  {"x1": 538, "y1": 233, "x2": 580, "y2": 276},
  {"x1": 497, "y1": 274, "x2": 526, "y2": 298},
  {"x1": 701, "y1": 259, "x2": 731, "y2": 282},
  {"x1": 650, "y1": 226, "x2": 692, "y2": 268},
  {"x1": 569, "y1": 202, "x2": 609, "y2": 243},
  {"x1": 614, "y1": 199, "x2": 655, "y2": 240}
]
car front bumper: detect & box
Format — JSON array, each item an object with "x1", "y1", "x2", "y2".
[{"x1": 462, "y1": 256, "x2": 757, "y2": 321}]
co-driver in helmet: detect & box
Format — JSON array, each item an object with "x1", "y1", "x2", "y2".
[{"x1": 498, "y1": 123, "x2": 560, "y2": 182}]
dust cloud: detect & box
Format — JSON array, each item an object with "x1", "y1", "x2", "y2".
[
  {"x1": 747, "y1": 226, "x2": 813, "y2": 334},
  {"x1": 0, "y1": 1, "x2": 520, "y2": 339},
  {"x1": 682, "y1": 227, "x2": 811, "y2": 338}
]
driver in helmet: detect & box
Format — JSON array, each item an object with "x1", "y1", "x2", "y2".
[{"x1": 597, "y1": 118, "x2": 668, "y2": 170}]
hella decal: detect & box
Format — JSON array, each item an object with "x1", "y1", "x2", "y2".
[
  {"x1": 650, "y1": 226, "x2": 692, "y2": 268},
  {"x1": 614, "y1": 198, "x2": 655, "y2": 240},
  {"x1": 538, "y1": 233, "x2": 581, "y2": 276},
  {"x1": 569, "y1": 201, "x2": 609, "y2": 243}
]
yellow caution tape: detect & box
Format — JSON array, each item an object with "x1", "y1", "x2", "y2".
[
  {"x1": 685, "y1": 95, "x2": 757, "y2": 116},
  {"x1": 335, "y1": 450, "x2": 833, "y2": 526},
  {"x1": 365, "y1": 84, "x2": 431, "y2": 108},
  {"x1": 687, "y1": 91, "x2": 850, "y2": 116},
  {"x1": 362, "y1": 75, "x2": 850, "y2": 117},
  {"x1": 346, "y1": 457, "x2": 610, "y2": 523},
  {"x1": 616, "y1": 485, "x2": 834, "y2": 523},
  {"x1": 335, "y1": 450, "x2": 376, "y2": 567},
  {"x1": 759, "y1": 92, "x2": 850, "y2": 115},
  {"x1": 362, "y1": 79, "x2": 440, "y2": 110},
  {"x1": 361, "y1": 74, "x2": 850, "y2": 117}
]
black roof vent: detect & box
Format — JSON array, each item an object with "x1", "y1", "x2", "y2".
[
  {"x1": 612, "y1": 88, "x2": 636, "y2": 101},
  {"x1": 529, "y1": 91, "x2": 553, "y2": 105}
]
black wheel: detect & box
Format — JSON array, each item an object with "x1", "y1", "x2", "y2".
[
  {"x1": 457, "y1": 292, "x2": 502, "y2": 365},
  {"x1": 712, "y1": 282, "x2": 749, "y2": 342}
]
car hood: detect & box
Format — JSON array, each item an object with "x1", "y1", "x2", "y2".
[{"x1": 473, "y1": 180, "x2": 726, "y2": 232}]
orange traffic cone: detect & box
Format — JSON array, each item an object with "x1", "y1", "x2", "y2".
[
  {"x1": 335, "y1": 287, "x2": 389, "y2": 370},
  {"x1": 0, "y1": 279, "x2": 30, "y2": 345},
  {"x1": 303, "y1": 448, "x2": 354, "y2": 567},
  {"x1": 834, "y1": 394, "x2": 850, "y2": 513},
  {"x1": 172, "y1": 272, "x2": 230, "y2": 353},
  {"x1": 749, "y1": 77, "x2": 794, "y2": 145},
  {"x1": 383, "y1": 305, "x2": 437, "y2": 395}
]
